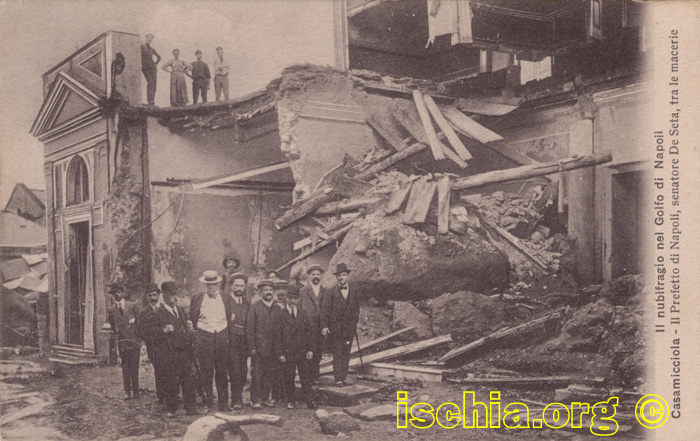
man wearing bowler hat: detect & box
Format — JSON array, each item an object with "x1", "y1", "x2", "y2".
[
  {"x1": 321, "y1": 263, "x2": 360, "y2": 387},
  {"x1": 153, "y1": 281, "x2": 199, "y2": 417},
  {"x1": 246, "y1": 279, "x2": 277, "y2": 408},
  {"x1": 136, "y1": 282, "x2": 165, "y2": 404},
  {"x1": 300, "y1": 264, "x2": 328, "y2": 381},
  {"x1": 190, "y1": 270, "x2": 231, "y2": 412},
  {"x1": 108, "y1": 283, "x2": 142, "y2": 400},
  {"x1": 225, "y1": 272, "x2": 250, "y2": 409}
]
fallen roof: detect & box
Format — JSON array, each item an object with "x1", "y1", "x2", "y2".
[
  {"x1": 0, "y1": 211, "x2": 47, "y2": 248},
  {"x1": 0, "y1": 258, "x2": 31, "y2": 283}
]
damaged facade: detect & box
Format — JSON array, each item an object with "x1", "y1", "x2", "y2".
[{"x1": 32, "y1": 0, "x2": 651, "y2": 389}]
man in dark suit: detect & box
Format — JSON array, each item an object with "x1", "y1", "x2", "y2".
[
  {"x1": 299, "y1": 264, "x2": 327, "y2": 382},
  {"x1": 246, "y1": 279, "x2": 277, "y2": 408},
  {"x1": 189, "y1": 270, "x2": 231, "y2": 412},
  {"x1": 136, "y1": 282, "x2": 165, "y2": 404},
  {"x1": 224, "y1": 272, "x2": 250, "y2": 410},
  {"x1": 141, "y1": 34, "x2": 161, "y2": 105},
  {"x1": 107, "y1": 283, "x2": 142, "y2": 400},
  {"x1": 321, "y1": 263, "x2": 360, "y2": 387},
  {"x1": 273, "y1": 286, "x2": 316, "y2": 409},
  {"x1": 153, "y1": 281, "x2": 200, "y2": 417}
]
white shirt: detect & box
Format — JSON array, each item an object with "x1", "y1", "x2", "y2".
[
  {"x1": 162, "y1": 303, "x2": 178, "y2": 318},
  {"x1": 340, "y1": 285, "x2": 349, "y2": 300},
  {"x1": 287, "y1": 305, "x2": 297, "y2": 318},
  {"x1": 118, "y1": 299, "x2": 126, "y2": 311},
  {"x1": 212, "y1": 57, "x2": 230, "y2": 76},
  {"x1": 261, "y1": 299, "x2": 274, "y2": 308},
  {"x1": 198, "y1": 292, "x2": 228, "y2": 333},
  {"x1": 310, "y1": 283, "x2": 321, "y2": 298}
]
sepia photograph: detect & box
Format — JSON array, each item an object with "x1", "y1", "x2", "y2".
[{"x1": 0, "y1": 0, "x2": 698, "y2": 440}]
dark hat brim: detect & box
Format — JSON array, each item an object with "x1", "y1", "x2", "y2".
[{"x1": 306, "y1": 265, "x2": 325, "y2": 275}]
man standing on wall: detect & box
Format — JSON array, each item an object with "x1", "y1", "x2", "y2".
[
  {"x1": 300, "y1": 264, "x2": 327, "y2": 382},
  {"x1": 189, "y1": 271, "x2": 231, "y2": 412},
  {"x1": 321, "y1": 263, "x2": 360, "y2": 387},
  {"x1": 212, "y1": 46, "x2": 230, "y2": 101},
  {"x1": 189, "y1": 50, "x2": 211, "y2": 104},
  {"x1": 141, "y1": 34, "x2": 161, "y2": 106},
  {"x1": 108, "y1": 283, "x2": 142, "y2": 400}
]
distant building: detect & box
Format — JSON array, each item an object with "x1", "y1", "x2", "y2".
[{"x1": 4, "y1": 183, "x2": 46, "y2": 227}]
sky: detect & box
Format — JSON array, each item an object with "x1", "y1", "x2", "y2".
[{"x1": 0, "y1": 0, "x2": 336, "y2": 206}]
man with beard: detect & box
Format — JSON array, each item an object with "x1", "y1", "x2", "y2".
[
  {"x1": 136, "y1": 283, "x2": 165, "y2": 404},
  {"x1": 321, "y1": 263, "x2": 360, "y2": 387},
  {"x1": 299, "y1": 264, "x2": 327, "y2": 382},
  {"x1": 225, "y1": 273, "x2": 250, "y2": 410},
  {"x1": 246, "y1": 279, "x2": 277, "y2": 408}
]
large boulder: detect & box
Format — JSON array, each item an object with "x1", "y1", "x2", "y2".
[
  {"x1": 429, "y1": 291, "x2": 508, "y2": 344},
  {"x1": 548, "y1": 299, "x2": 615, "y2": 352},
  {"x1": 315, "y1": 409, "x2": 361, "y2": 435},
  {"x1": 322, "y1": 212, "x2": 509, "y2": 300},
  {"x1": 391, "y1": 301, "x2": 433, "y2": 340}
]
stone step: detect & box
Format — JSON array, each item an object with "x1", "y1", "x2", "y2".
[
  {"x1": 316, "y1": 382, "x2": 379, "y2": 407},
  {"x1": 48, "y1": 356, "x2": 98, "y2": 367},
  {"x1": 51, "y1": 344, "x2": 95, "y2": 356}
]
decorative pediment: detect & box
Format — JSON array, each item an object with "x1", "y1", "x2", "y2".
[{"x1": 31, "y1": 72, "x2": 101, "y2": 139}]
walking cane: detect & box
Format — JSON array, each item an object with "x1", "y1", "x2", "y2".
[{"x1": 354, "y1": 333, "x2": 365, "y2": 374}]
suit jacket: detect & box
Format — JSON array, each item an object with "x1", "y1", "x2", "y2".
[
  {"x1": 108, "y1": 300, "x2": 141, "y2": 352},
  {"x1": 225, "y1": 294, "x2": 249, "y2": 339},
  {"x1": 273, "y1": 306, "x2": 314, "y2": 360},
  {"x1": 152, "y1": 304, "x2": 193, "y2": 358},
  {"x1": 245, "y1": 300, "x2": 277, "y2": 358},
  {"x1": 136, "y1": 303, "x2": 159, "y2": 347},
  {"x1": 320, "y1": 284, "x2": 360, "y2": 340},
  {"x1": 189, "y1": 291, "x2": 231, "y2": 331},
  {"x1": 300, "y1": 284, "x2": 327, "y2": 332}
]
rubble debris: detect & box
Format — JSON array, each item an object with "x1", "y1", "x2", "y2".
[
  {"x1": 314, "y1": 196, "x2": 382, "y2": 215},
  {"x1": 436, "y1": 175, "x2": 451, "y2": 234},
  {"x1": 391, "y1": 302, "x2": 433, "y2": 341},
  {"x1": 182, "y1": 416, "x2": 240, "y2": 441},
  {"x1": 365, "y1": 114, "x2": 410, "y2": 152},
  {"x1": 440, "y1": 105, "x2": 504, "y2": 144},
  {"x1": 599, "y1": 274, "x2": 645, "y2": 306},
  {"x1": 411, "y1": 90, "x2": 444, "y2": 160},
  {"x1": 319, "y1": 335, "x2": 452, "y2": 376},
  {"x1": 430, "y1": 291, "x2": 508, "y2": 345},
  {"x1": 319, "y1": 326, "x2": 416, "y2": 369},
  {"x1": 364, "y1": 363, "x2": 451, "y2": 383},
  {"x1": 480, "y1": 217, "x2": 549, "y2": 271},
  {"x1": 423, "y1": 95, "x2": 473, "y2": 160},
  {"x1": 547, "y1": 300, "x2": 614, "y2": 353},
  {"x1": 317, "y1": 383, "x2": 379, "y2": 407},
  {"x1": 437, "y1": 307, "x2": 567, "y2": 364},
  {"x1": 276, "y1": 222, "x2": 354, "y2": 271},
  {"x1": 314, "y1": 409, "x2": 361, "y2": 435},
  {"x1": 403, "y1": 176, "x2": 437, "y2": 224},
  {"x1": 274, "y1": 186, "x2": 334, "y2": 230},
  {"x1": 448, "y1": 375, "x2": 605, "y2": 387},
  {"x1": 554, "y1": 384, "x2": 612, "y2": 403}
]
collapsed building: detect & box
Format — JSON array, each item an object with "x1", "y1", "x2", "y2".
[{"x1": 30, "y1": 0, "x2": 651, "y2": 400}]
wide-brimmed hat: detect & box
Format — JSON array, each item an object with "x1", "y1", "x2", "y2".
[
  {"x1": 145, "y1": 282, "x2": 160, "y2": 293},
  {"x1": 161, "y1": 281, "x2": 178, "y2": 295},
  {"x1": 222, "y1": 257, "x2": 240, "y2": 268},
  {"x1": 199, "y1": 270, "x2": 222, "y2": 284},
  {"x1": 332, "y1": 263, "x2": 351, "y2": 275},
  {"x1": 257, "y1": 279, "x2": 276, "y2": 289},
  {"x1": 109, "y1": 283, "x2": 124, "y2": 294},
  {"x1": 228, "y1": 272, "x2": 249, "y2": 284},
  {"x1": 306, "y1": 264, "x2": 325, "y2": 275},
  {"x1": 274, "y1": 280, "x2": 289, "y2": 288}
]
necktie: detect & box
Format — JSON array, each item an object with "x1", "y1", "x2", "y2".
[
  {"x1": 173, "y1": 308, "x2": 178, "y2": 319},
  {"x1": 293, "y1": 307, "x2": 297, "y2": 319}
]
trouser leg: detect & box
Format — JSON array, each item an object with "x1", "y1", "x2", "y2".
[
  {"x1": 260, "y1": 355, "x2": 272, "y2": 402},
  {"x1": 179, "y1": 360, "x2": 197, "y2": 412},
  {"x1": 143, "y1": 70, "x2": 157, "y2": 105},
  {"x1": 283, "y1": 360, "x2": 296, "y2": 403},
  {"x1": 120, "y1": 349, "x2": 131, "y2": 393},
  {"x1": 222, "y1": 77, "x2": 229, "y2": 100},
  {"x1": 228, "y1": 334, "x2": 247, "y2": 405},
  {"x1": 250, "y1": 354, "x2": 262, "y2": 404},
  {"x1": 332, "y1": 338, "x2": 352, "y2": 382},
  {"x1": 213, "y1": 332, "x2": 229, "y2": 408},
  {"x1": 310, "y1": 332, "x2": 323, "y2": 380},
  {"x1": 127, "y1": 348, "x2": 140, "y2": 394},
  {"x1": 196, "y1": 331, "x2": 215, "y2": 405},
  {"x1": 297, "y1": 358, "x2": 313, "y2": 403}
]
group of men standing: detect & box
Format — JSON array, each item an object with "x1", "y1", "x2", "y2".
[
  {"x1": 107, "y1": 261, "x2": 359, "y2": 418},
  {"x1": 141, "y1": 34, "x2": 230, "y2": 106}
]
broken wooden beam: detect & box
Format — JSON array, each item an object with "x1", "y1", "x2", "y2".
[
  {"x1": 480, "y1": 217, "x2": 549, "y2": 270},
  {"x1": 385, "y1": 179, "x2": 413, "y2": 214},
  {"x1": 394, "y1": 110, "x2": 468, "y2": 169},
  {"x1": 314, "y1": 196, "x2": 383, "y2": 215},
  {"x1": 440, "y1": 105, "x2": 504, "y2": 144},
  {"x1": 355, "y1": 142, "x2": 427, "y2": 180},
  {"x1": 412, "y1": 90, "x2": 445, "y2": 160},
  {"x1": 403, "y1": 177, "x2": 437, "y2": 224},
  {"x1": 214, "y1": 413, "x2": 284, "y2": 427},
  {"x1": 320, "y1": 326, "x2": 416, "y2": 368},
  {"x1": 423, "y1": 95, "x2": 473, "y2": 160},
  {"x1": 320, "y1": 334, "x2": 452, "y2": 375},
  {"x1": 438, "y1": 307, "x2": 567, "y2": 364},
  {"x1": 274, "y1": 186, "x2": 334, "y2": 230},
  {"x1": 181, "y1": 161, "x2": 290, "y2": 191},
  {"x1": 436, "y1": 175, "x2": 451, "y2": 234},
  {"x1": 365, "y1": 362, "x2": 454, "y2": 383},
  {"x1": 366, "y1": 115, "x2": 410, "y2": 152},
  {"x1": 276, "y1": 222, "x2": 354, "y2": 271},
  {"x1": 447, "y1": 375, "x2": 606, "y2": 387},
  {"x1": 451, "y1": 153, "x2": 613, "y2": 191}
]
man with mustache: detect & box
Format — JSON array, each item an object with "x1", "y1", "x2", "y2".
[
  {"x1": 225, "y1": 273, "x2": 250, "y2": 410},
  {"x1": 136, "y1": 282, "x2": 165, "y2": 404},
  {"x1": 300, "y1": 264, "x2": 327, "y2": 382},
  {"x1": 246, "y1": 279, "x2": 277, "y2": 408}
]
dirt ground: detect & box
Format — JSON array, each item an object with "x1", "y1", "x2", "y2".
[{"x1": 0, "y1": 353, "x2": 644, "y2": 441}]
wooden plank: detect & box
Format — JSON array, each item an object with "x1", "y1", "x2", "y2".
[
  {"x1": 355, "y1": 142, "x2": 428, "y2": 180},
  {"x1": 276, "y1": 222, "x2": 354, "y2": 272},
  {"x1": 332, "y1": 176, "x2": 375, "y2": 198},
  {"x1": 436, "y1": 175, "x2": 451, "y2": 234},
  {"x1": 448, "y1": 375, "x2": 606, "y2": 387},
  {"x1": 385, "y1": 180, "x2": 413, "y2": 214},
  {"x1": 481, "y1": 140, "x2": 539, "y2": 166},
  {"x1": 320, "y1": 334, "x2": 452, "y2": 375},
  {"x1": 412, "y1": 90, "x2": 445, "y2": 160},
  {"x1": 366, "y1": 115, "x2": 410, "y2": 152},
  {"x1": 480, "y1": 217, "x2": 549, "y2": 270},
  {"x1": 451, "y1": 153, "x2": 613, "y2": 191},
  {"x1": 403, "y1": 177, "x2": 437, "y2": 224},
  {"x1": 394, "y1": 110, "x2": 468, "y2": 169},
  {"x1": 438, "y1": 308, "x2": 566, "y2": 363},
  {"x1": 365, "y1": 362, "x2": 452, "y2": 383},
  {"x1": 274, "y1": 186, "x2": 335, "y2": 230},
  {"x1": 315, "y1": 196, "x2": 383, "y2": 215},
  {"x1": 213, "y1": 413, "x2": 284, "y2": 427},
  {"x1": 455, "y1": 98, "x2": 518, "y2": 116},
  {"x1": 319, "y1": 326, "x2": 416, "y2": 368},
  {"x1": 182, "y1": 161, "x2": 290, "y2": 191},
  {"x1": 441, "y1": 105, "x2": 504, "y2": 144},
  {"x1": 424, "y1": 95, "x2": 473, "y2": 160}
]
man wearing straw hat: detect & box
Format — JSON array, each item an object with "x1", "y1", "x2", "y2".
[
  {"x1": 190, "y1": 270, "x2": 232, "y2": 412},
  {"x1": 246, "y1": 279, "x2": 277, "y2": 408}
]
